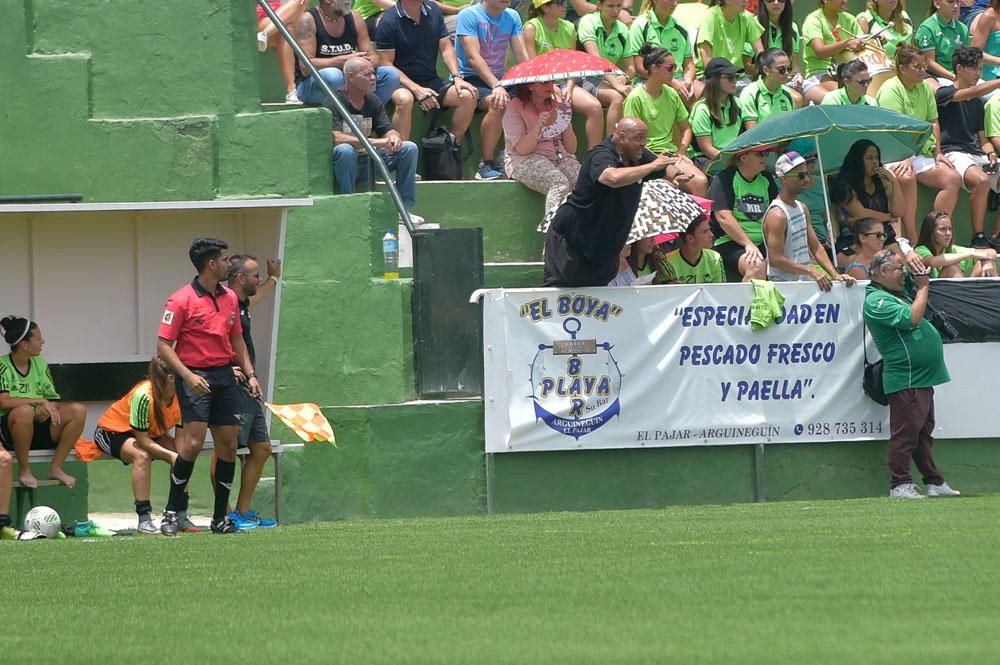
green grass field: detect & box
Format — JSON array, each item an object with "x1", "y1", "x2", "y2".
[{"x1": 3, "y1": 496, "x2": 998, "y2": 664}]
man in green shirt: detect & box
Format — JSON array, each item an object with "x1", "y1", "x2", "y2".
[{"x1": 863, "y1": 249, "x2": 959, "y2": 499}]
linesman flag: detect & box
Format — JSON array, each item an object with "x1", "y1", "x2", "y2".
[{"x1": 266, "y1": 402, "x2": 337, "y2": 446}]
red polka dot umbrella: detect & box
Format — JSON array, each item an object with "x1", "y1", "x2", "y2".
[{"x1": 498, "y1": 49, "x2": 623, "y2": 87}]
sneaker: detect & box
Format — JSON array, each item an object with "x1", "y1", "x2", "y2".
[
  {"x1": 284, "y1": 89, "x2": 303, "y2": 105},
  {"x1": 242, "y1": 510, "x2": 277, "y2": 528},
  {"x1": 257, "y1": 30, "x2": 268, "y2": 53},
  {"x1": 889, "y1": 483, "x2": 926, "y2": 499},
  {"x1": 2, "y1": 527, "x2": 45, "y2": 540},
  {"x1": 474, "y1": 161, "x2": 503, "y2": 180},
  {"x1": 401, "y1": 212, "x2": 426, "y2": 227},
  {"x1": 160, "y1": 510, "x2": 180, "y2": 537},
  {"x1": 227, "y1": 510, "x2": 259, "y2": 531},
  {"x1": 177, "y1": 511, "x2": 204, "y2": 533},
  {"x1": 137, "y1": 519, "x2": 159, "y2": 535},
  {"x1": 972, "y1": 232, "x2": 991, "y2": 249},
  {"x1": 210, "y1": 516, "x2": 242, "y2": 534},
  {"x1": 73, "y1": 520, "x2": 115, "y2": 538},
  {"x1": 926, "y1": 481, "x2": 961, "y2": 497}
]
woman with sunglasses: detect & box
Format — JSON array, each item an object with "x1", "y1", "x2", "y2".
[
  {"x1": 624, "y1": 46, "x2": 709, "y2": 195},
  {"x1": 876, "y1": 45, "x2": 962, "y2": 239},
  {"x1": 579, "y1": 0, "x2": 635, "y2": 138},
  {"x1": 627, "y1": 0, "x2": 701, "y2": 104},
  {"x1": 971, "y1": 0, "x2": 1000, "y2": 81},
  {"x1": 756, "y1": 0, "x2": 802, "y2": 83},
  {"x1": 844, "y1": 218, "x2": 889, "y2": 279},
  {"x1": 857, "y1": 0, "x2": 914, "y2": 60},
  {"x1": 690, "y1": 57, "x2": 746, "y2": 171},
  {"x1": 914, "y1": 210, "x2": 997, "y2": 276},
  {"x1": 524, "y1": 0, "x2": 606, "y2": 148},
  {"x1": 821, "y1": 59, "x2": 879, "y2": 105},
  {"x1": 739, "y1": 48, "x2": 800, "y2": 130},
  {"x1": 802, "y1": 0, "x2": 865, "y2": 104},
  {"x1": 697, "y1": 0, "x2": 764, "y2": 77},
  {"x1": 830, "y1": 139, "x2": 907, "y2": 247},
  {"x1": 94, "y1": 356, "x2": 184, "y2": 535}
]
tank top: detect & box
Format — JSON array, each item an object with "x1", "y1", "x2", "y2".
[
  {"x1": 295, "y1": 7, "x2": 358, "y2": 84},
  {"x1": 766, "y1": 198, "x2": 811, "y2": 282},
  {"x1": 984, "y1": 27, "x2": 1000, "y2": 80}
]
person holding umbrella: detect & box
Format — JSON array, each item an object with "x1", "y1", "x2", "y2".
[
  {"x1": 624, "y1": 46, "x2": 708, "y2": 196},
  {"x1": 542, "y1": 116, "x2": 674, "y2": 287}
]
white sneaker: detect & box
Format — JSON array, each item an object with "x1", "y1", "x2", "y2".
[
  {"x1": 284, "y1": 90, "x2": 303, "y2": 105},
  {"x1": 925, "y1": 482, "x2": 961, "y2": 497},
  {"x1": 889, "y1": 483, "x2": 926, "y2": 499},
  {"x1": 137, "y1": 519, "x2": 159, "y2": 535},
  {"x1": 257, "y1": 31, "x2": 269, "y2": 53},
  {"x1": 404, "y1": 213, "x2": 426, "y2": 226}
]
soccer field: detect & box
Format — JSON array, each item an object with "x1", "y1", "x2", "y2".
[{"x1": 3, "y1": 496, "x2": 997, "y2": 664}]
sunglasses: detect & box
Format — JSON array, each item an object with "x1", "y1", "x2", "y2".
[
  {"x1": 862, "y1": 231, "x2": 888, "y2": 240},
  {"x1": 788, "y1": 171, "x2": 812, "y2": 180},
  {"x1": 853, "y1": 77, "x2": 872, "y2": 86},
  {"x1": 722, "y1": 73, "x2": 740, "y2": 81},
  {"x1": 657, "y1": 61, "x2": 677, "y2": 73}
]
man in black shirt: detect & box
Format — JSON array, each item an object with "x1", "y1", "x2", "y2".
[
  {"x1": 936, "y1": 46, "x2": 1000, "y2": 248},
  {"x1": 328, "y1": 56, "x2": 419, "y2": 212},
  {"x1": 543, "y1": 117, "x2": 674, "y2": 287}
]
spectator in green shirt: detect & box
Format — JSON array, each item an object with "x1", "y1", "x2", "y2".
[
  {"x1": 579, "y1": 0, "x2": 635, "y2": 136},
  {"x1": 739, "y1": 47, "x2": 800, "y2": 129},
  {"x1": 690, "y1": 58, "x2": 746, "y2": 169},
  {"x1": 627, "y1": 0, "x2": 702, "y2": 105},
  {"x1": 857, "y1": 0, "x2": 914, "y2": 60},
  {"x1": 801, "y1": 0, "x2": 865, "y2": 104},
  {"x1": 820, "y1": 59, "x2": 879, "y2": 105},
  {"x1": 916, "y1": 0, "x2": 970, "y2": 86},
  {"x1": 656, "y1": 215, "x2": 726, "y2": 283},
  {"x1": 697, "y1": 0, "x2": 765, "y2": 77},
  {"x1": 914, "y1": 210, "x2": 997, "y2": 276},
  {"x1": 524, "y1": 0, "x2": 606, "y2": 148},
  {"x1": 755, "y1": 0, "x2": 803, "y2": 93},
  {"x1": 623, "y1": 46, "x2": 708, "y2": 196}
]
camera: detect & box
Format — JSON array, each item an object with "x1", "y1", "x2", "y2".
[{"x1": 925, "y1": 303, "x2": 960, "y2": 341}]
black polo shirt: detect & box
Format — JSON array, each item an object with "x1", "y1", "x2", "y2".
[
  {"x1": 374, "y1": 1, "x2": 448, "y2": 85},
  {"x1": 550, "y1": 138, "x2": 665, "y2": 269},
  {"x1": 238, "y1": 298, "x2": 256, "y2": 367}
]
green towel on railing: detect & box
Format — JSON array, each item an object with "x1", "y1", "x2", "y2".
[{"x1": 750, "y1": 279, "x2": 785, "y2": 331}]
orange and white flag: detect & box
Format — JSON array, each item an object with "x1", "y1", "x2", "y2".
[{"x1": 266, "y1": 402, "x2": 336, "y2": 445}]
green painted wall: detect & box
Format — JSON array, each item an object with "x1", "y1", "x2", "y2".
[{"x1": 13, "y1": 463, "x2": 89, "y2": 526}]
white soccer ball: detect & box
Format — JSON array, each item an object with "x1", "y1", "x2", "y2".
[{"x1": 23, "y1": 506, "x2": 61, "y2": 538}]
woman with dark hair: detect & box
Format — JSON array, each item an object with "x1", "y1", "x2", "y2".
[
  {"x1": 821, "y1": 59, "x2": 879, "y2": 105},
  {"x1": 690, "y1": 57, "x2": 746, "y2": 170},
  {"x1": 857, "y1": 0, "x2": 914, "y2": 60},
  {"x1": 94, "y1": 357, "x2": 183, "y2": 535},
  {"x1": 626, "y1": 0, "x2": 701, "y2": 103},
  {"x1": 843, "y1": 217, "x2": 887, "y2": 278},
  {"x1": 756, "y1": 0, "x2": 802, "y2": 82},
  {"x1": 830, "y1": 139, "x2": 908, "y2": 242},
  {"x1": 697, "y1": 0, "x2": 764, "y2": 75},
  {"x1": 502, "y1": 80, "x2": 580, "y2": 216},
  {"x1": 971, "y1": 0, "x2": 1000, "y2": 80},
  {"x1": 914, "y1": 210, "x2": 997, "y2": 276},
  {"x1": 802, "y1": 0, "x2": 865, "y2": 104},
  {"x1": 579, "y1": 0, "x2": 635, "y2": 134},
  {"x1": 0, "y1": 316, "x2": 86, "y2": 491},
  {"x1": 624, "y1": 46, "x2": 708, "y2": 195},
  {"x1": 739, "y1": 48, "x2": 799, "y2": 129},
  {"x1": 916, "y1": 0, "x2": 970, "y2": 87}
]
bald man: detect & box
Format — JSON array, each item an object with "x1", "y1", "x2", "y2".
[{"x1": 542, "y1": 118, "x2": 675, "y2": 287}]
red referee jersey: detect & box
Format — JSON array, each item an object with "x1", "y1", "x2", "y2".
[{"x1": 158, "y1": 278, "x2": 243, "y2": 368}]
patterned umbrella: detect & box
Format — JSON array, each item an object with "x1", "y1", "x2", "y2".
[
  {"x1": 538, "y1": 179, "x2": 705, "y2": 244},
  {"x1": 498, "y1": 49, "x2": 622, "y2": 87}
]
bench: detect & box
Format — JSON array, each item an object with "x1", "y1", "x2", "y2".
[{"x1": 12, "y1": 439, "x2": 290, "y2": 526}]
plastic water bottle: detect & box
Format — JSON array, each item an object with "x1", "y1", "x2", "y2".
[{"x1": 382, "y1": 229, "x2": 399, "y2": 280}]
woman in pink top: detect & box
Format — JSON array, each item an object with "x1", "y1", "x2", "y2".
[{"x1": 502, "y1": 81, "x2": 581, "y2": 218}]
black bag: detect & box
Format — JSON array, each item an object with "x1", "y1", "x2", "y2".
[
  {"x1": 862, "y1": 322, "x2": 889, "y2": 406},
  {"x1": 420, "y1": 110, "x2": 473, "y2": 181}
]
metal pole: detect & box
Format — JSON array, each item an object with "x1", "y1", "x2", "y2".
[
  {"x1": 256, "y1": 0, "x2": 417, "y2": 235},
  {"x1": 814, "y1": 135, "x2": 837, "y2": 252}
]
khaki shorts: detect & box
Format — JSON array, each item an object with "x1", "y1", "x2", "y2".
[{"x1": 945, "y1": 151, "x2": 1000, "y2": 191}]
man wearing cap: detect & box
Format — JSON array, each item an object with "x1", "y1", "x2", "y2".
[
  {"x1": 708, "y1": 144, "x2": 777, "y2": 281},
  {"x1": 763, "y1": 151, "x2": 855, "y2": 290},
  {"x1": 543, "y1": 116, "x2": 674, "y2": 287}
]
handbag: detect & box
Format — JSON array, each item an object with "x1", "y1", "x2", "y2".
[
  {"x1": 420, "y1": 109, "x2": 472, "y2": 181},
  {"x1": 862, "y1": 321, "x2": 889, "y2": 406}
]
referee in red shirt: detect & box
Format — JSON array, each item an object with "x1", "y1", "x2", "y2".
[{"x1": 157, "y1": 238, "x2": 260, "y2": 535}]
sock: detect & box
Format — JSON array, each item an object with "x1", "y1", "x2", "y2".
[
  {"x1": 213, "y1": 459, "x2": 236, "y2": 521},
  {"x1": 0, "y1": 514, "x2": 11, "y2": 529},
  {"x1": 166, "y1": 455, "x2": 196, "y2": 512},
  {"x1": 135, "y1": 500, "x2": 152, "y2": 521}
]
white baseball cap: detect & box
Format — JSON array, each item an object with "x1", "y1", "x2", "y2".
[{"x1": 775, "y1": 151, "x2": 808, "y2": 176}]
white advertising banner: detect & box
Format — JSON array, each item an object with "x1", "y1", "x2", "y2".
[{"x1": 482, "y1": 282, "x2": 887, "y2": 453}]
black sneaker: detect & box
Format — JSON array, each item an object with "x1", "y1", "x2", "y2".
[
  {"x1": 210, "y1": 516, "x2": 241, "y2": 534},
  {"x1": 160, "y1": 510, "x2": 179, "y2": 537},
  {"x1": 971, "y1": 232, "x2": 991, "y2": 249},
  {"x1": 989, "y1": 235, "x2": 1000, "y2": 251},
  {"x1": 989, "y1": 189, "x2": 1000, "y2": 212}
]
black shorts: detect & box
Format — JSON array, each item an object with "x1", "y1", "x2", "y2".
[
  {"x1": 236, "y1": 384, "x2": 269, "y2": 449},
  {"x1": 415, "y1": 76, "x2": 455, "y2": 105},
  {"x1": 542, "y1": 230, "x2": 619, "y2": 288},
  {"x1": 716, "y1": 240, "x2": 766, "y2": 280},
  {"x1": 0, "y1": 412, "x2": 57, "y2": 451},
  {"x1": 174, "y1": 366, "x2": 241, "y2": 427},
  {"x1": 93, "y1": 427, "x2": 133, "y2": 465}
]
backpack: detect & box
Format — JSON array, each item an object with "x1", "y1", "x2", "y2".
[{"x1": 420, "y1": 109, "x2": 473, "y2": 181}]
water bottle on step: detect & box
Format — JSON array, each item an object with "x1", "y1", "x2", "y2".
[{"x1": 383, "y1": 229, "x2": 399, "y2": 280}]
